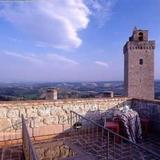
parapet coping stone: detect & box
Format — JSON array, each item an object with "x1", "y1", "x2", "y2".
[{"x1": 0, "y1": 97, "x2": 129, "y2": 104}]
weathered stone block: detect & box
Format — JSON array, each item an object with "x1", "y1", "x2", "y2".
[
  {"x1": 31, "y1": 117, "x2": 43, "y2": 128},
  {"x1": 36, "y1": 148, "x2": 44, "y2": 159},
  {"x1": 50, "y1": 107, "x2": 64, "y2": 116},
  {"x1": 37, "y1": 107, "x2": 50, "y2": 117},
  {"x1": 0, "y1": 108, "x2": 7, "y2": 118},
  {"x1": 26, "y1": 108, "x2": 37, "y2": 117},
  {"x1": 72, "y1": 105, "x2": 84, "y2": 113},
  {"x1": 11, "y1": 118, "x2": 22, "y2": 130},
  {"x1": 7, "y1": 109, "x2": 19, "y2": 118},
  {"x1": 0, "y1": 118, "x2": 11, "y2": 130},
  {"x1": 62, "y1": 104, "x2": 73, "y2": 113},
  {"x1": 43, "y1": 117, "x2": 58, "y2": 125},
  {"x1": 58, "y1": 114, "x2": 68, "y2": 124},
  {"x1": 19, "y1": 108, "x2": 27, "y2": 117}
]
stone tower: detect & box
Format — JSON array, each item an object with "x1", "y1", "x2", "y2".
[{"x1": 123, "y1": 28, "x2": 155, "y2": 100}]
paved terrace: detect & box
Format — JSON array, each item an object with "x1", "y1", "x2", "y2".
[
  {"x1": 1, "y1": 133, "x2": 160, "y2": 160},
  {"x1": 34, "y1": 133, "x2": 160, "y2": 160}
]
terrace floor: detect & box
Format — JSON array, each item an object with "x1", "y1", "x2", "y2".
[
  {"x1": 65, "y1": 132, "x2": 160, "y2": 160},
  {"x1": 31, "y1": 132, "x2": 160, "y2": 160},
  {"x1": 0, "y1": 132, "x2": 160, "y2": 160},
  {"x1": 139, "y1": 134, "x2": 160, "y2": 155}
]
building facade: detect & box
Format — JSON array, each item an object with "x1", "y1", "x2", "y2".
[{"x1": 123, "y1": 28, "x2": 155, "y2": 100}]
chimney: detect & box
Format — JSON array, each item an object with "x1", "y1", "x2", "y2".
[
  {"x1": 46, "y1": 88, "x2": 58, "y2": 100},
  {"x1": 110, "y1": 91, "x2": 114, "y2": 98}
]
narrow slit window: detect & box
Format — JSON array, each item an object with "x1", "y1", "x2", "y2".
[
  {"x1": 138, "y1": 32, "x2": 143, "y2": 41},
  {"x1": 139, "y1": 59, "x2": 143, "y2": 65}
]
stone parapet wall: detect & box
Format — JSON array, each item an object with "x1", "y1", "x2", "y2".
[
  {"x1": 1, "y1": 97, "x2": 160, "y2": 143},
  {"x1": 0, "y1": 97, "x2": 128, "y2": 138},
  {"x1": 131, "y1": 98, "x2": 160, "y2": 132}
]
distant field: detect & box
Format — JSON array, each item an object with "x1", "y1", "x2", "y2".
[{"x1": 0, "y1": 81, "x2": 160, "y2": 100}]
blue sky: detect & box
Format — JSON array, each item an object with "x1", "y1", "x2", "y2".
[{"x1": 0, "y1": 0, "x2": 160, "y2": 82}]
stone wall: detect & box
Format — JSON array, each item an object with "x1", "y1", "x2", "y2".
[
  {"x1": 1, "y1": 97, "x2": 160, "y2": 142},
  {"x1": 131, "y1": 98, "x2": 160, "y2": 132},
  {"x1": 35, "y1": 140, "x2": 76, "y2": 159},
  {"x1": 0, "y1": 97, "x2": 128, "y2": 140},
  {"x1": 124, "y1": 29, "x2": 155, "y2": 100}
]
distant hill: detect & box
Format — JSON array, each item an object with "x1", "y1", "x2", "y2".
[{"x1": 0, "y1": 81, "x2": 159, "y2": 100}]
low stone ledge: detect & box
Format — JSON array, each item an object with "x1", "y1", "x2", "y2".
[
  {"x1": 0, "y1": 97, "x2": 128, "y2": 105},
  {"x1": 132, "y1": 98, "x2": 160, "y2": 105}
]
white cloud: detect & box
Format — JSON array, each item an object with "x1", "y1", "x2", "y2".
[
  {"x1": 46, "y1": 54, "x2": 79, "y2": 65},
  {"x1": 0, "y1": 0, "x2": 116, "y2": 49},
  {"x1": 3, "y1": 50, "x2": 78, "y2": 66},
  {"x1": 0, "y1": 50, "x2": 123, "y2": 82},
  {"x1": 95, "y1": 61, "x2": 109, "y2": 68},
  {"x1": 1, "y1": 50, "x2": 80, "y2": 81},
  {"x1": 86, "y1": 0, "x2": 116, "y2": 27},
  {"x1": 35, "y1": 41, "x2": 71, "y2": 50},
  {"x1": 0, "y1": 0, "x2": 90, "y2": 49},
  {"x1": 4, "y1": 51, "x2": 43, "y2": 64}
]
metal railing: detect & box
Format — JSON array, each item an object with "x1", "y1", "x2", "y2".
[
  {"x1": 22, "y1": 115, "x2": 38, "y2": 160},
  {"x1": 69, "y1": 110, "x2": 160, "y2": 160}
]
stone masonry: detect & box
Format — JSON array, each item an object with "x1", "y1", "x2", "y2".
[
  {"x1": 0, "y1": 97, "x2": 128, "y2": 140},
  {"x1": 131, "y1": 98, "x2": 160, "y2": 132},
  {"x1": 124, "y1": 27, "x2": 155, "y2": 100}
]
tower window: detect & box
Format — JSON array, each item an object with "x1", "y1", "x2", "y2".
[
  {"x1": 139, "y1": 59, "x2": 143, "y2": 65},
  {"x1": 138, "y1": 32, "x2": 143, "y2": 41}
]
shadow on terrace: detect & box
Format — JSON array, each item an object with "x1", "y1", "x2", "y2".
[{"x1": 1, "y1": 98, "x2": 160, "y2": 160}]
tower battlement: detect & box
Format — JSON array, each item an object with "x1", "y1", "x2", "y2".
[{"x1": 123, "y1": 41, "x2": 155, "y2": 52}]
